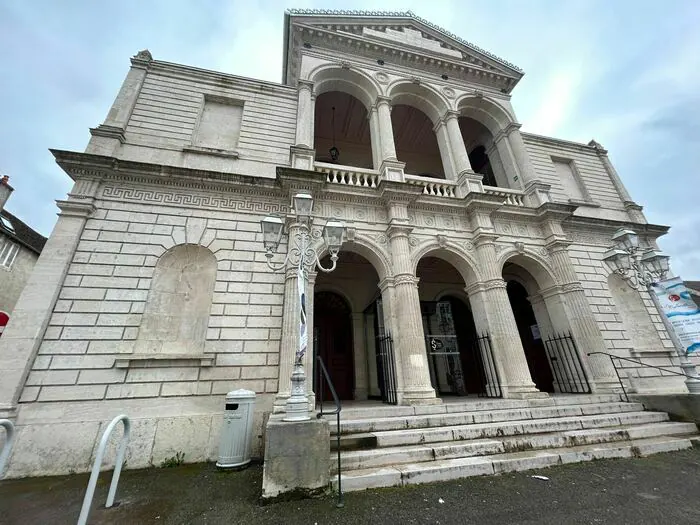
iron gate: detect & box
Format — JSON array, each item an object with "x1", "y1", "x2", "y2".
[
  {"x1": 376, "y1": 333, "x2": 397, "y2": 405},
  {"x1": 470, "y1": 333, "x2": 502, "y2": 398},
  {"x1": 543, "y1": 332, "x2": 591, "y2": 393}
]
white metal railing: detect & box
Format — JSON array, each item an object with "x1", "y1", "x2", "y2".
[
  {"x1": 315, "y1": 162, "x2": 380, "y2": 188},
  {"x1": 77, "y1": 414, "x2": 131, "y2": 525},
  {"x1": 0, "y1": 419, "x2": 15, "y2": 479},
  {"x1": 483, "y1": 186, "x2": 525, "y2": 206},
  {"x1": 404, "y1": 174, "x2": 458, "y2": 198}
]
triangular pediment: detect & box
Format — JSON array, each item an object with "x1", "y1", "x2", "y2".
[{"x1": 284, "y1": 9, "x2": 523, "y2": 90}]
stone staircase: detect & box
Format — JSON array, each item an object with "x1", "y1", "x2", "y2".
[{"x1": 329, "y1": 394, "x2": 699, "y2": 492}]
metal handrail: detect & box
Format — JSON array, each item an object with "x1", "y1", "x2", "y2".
[
  {"x1": 316, "y1": 355, "x2": 343, "y2": 508},
  {"x1": 0, "y1": 419, "x2": 15, "y2": 479},
  {"x1": 77, "y1": 414, "x2": 130, "y2": 525},
  {"x1": 588, "y1": 351, "x2": 700, "y2": 402}
]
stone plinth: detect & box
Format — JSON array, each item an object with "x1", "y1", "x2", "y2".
[{"x1": 262, "y1": 416, "x2": 330, "y2": 500}]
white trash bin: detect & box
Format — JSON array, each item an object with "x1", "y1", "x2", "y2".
[{"x1": 216, "y1": 389, "x2": 256, "y2": 469}]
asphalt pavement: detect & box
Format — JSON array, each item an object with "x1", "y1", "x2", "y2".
[{"x1": 2, "y1": 447, "x2": 700, "y2": 524}]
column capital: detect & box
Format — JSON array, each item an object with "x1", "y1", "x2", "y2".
[
  {"x1": 472, "y1": 231, "x2": 499, "y2": 247},
  {"x1": 378, "y1": 276, "x2": 395, "y2": 292},
  {"x1": 56, "y1": 199, "x2": 96, "y2": 218},
  {"x1": 481, "y1": 278, "x2": 507, "y2": 291},
  {"x1": 376, "y1": 95, "x2": 392, "y2": 107},
  {"x1": 393, "y1": 272, "x2": 420, "y2": 287},
  {"x1": 544, "y1": 238, "x2": 572, "y2": 253},
  {"x1": 297, "y1": 79, "x2": 314, "y2": 92},
  {"x1": 386, "y1": 223, "x2": 413, "y2": 239},
  {"x1": 442, "y1": 110, "x2": 461, "y2": 121}
]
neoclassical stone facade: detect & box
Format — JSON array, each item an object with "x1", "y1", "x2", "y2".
[{"x1": 0, "y1": 10, "x2": 694, "y2": 478}]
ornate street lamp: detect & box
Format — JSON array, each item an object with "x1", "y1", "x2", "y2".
[
  {"x1": 603, "y1": 228, "x2": 700, "y2": 392},
  {"x1": 260, "y1": 193, "x2": 346, "y2": 421}
]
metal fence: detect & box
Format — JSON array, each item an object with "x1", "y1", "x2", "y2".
[
  {"x1": 543, "y1": 333, "x2": 591, "y2": 394},
  {"x1": 471, "y1": 333, "x2": 502, "y2": 398},
  {"x1": 376, "y1": 333, "x2": 398, "y2": 405}
]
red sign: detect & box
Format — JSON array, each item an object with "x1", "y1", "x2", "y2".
[{"x1": 0, "y1": 311, "x2": 9, "y2": 336}]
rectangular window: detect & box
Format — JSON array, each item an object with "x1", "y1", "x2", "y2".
[
  {"x1": 0, "y1": 238, "x2": 19, "y2": 269},
  {"x1": 193, "y1": 95, "x2": 244, "y2": 151},
  {"x1": 551, "y1": 157, "x2": 590, "y2": 202}
]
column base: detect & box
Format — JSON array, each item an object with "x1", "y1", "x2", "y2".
[
  {"x1": 589, "y1": 378, "x2": 625, "y2": 395},
  {"x1": 398, "y1": 387, "x2": 442, "y2": 406},
  {"x1": 502, "y1": 384, "x2": 549, "y2": 399}
]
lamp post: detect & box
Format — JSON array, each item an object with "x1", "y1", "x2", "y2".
[
  {"x1": 603, "y1": 228, "x2": 700, "y2": 393},
  {"x1": 260, "y1": 193, "x2": 346, "y2": 421}
]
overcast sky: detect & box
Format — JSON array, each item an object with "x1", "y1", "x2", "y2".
[{"x1": 1, "y1": 1, "x2": 698, "y2": 278}]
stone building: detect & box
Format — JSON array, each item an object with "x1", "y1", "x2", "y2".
[
  {"x1": 1, "y1": 10, "x2": 698, "y2": 485},
  {"x1": 0, "y1": 175, "x2": 48, "y2": 330}
]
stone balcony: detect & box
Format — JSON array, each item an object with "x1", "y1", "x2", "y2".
[{"x1": 314, "y1": 161, "x2": 530, "y2": 208}]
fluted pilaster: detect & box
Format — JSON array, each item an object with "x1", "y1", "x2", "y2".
[
  {"x1": 387, "y1": 223, "x2": 438, "y2": 404},
  {"x1": 546, "y1": 239, "x2": 620, "y2": 392},
  {"x1": 472, "y1": 235, "x2": 541, "y2": 397}
]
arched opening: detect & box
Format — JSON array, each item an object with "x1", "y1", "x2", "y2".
[
  {"x1": 392, "y1": 104, "x2": 444, "y2": 178},
  {"x1": 506, "y1": 280, "x2": 554, "y2": 392},
  {"x1": 314, "y1": 91, "x2": 373, "y2": 169},
  {"x1": 417, "y1": 256, "x2": 490, "y2": 396},
  {"x1": 459, "y1": 116, "x2": 505, "y2": 188},
  {"x1": 136, "y1": 244, "x2": 217, "y2": 355},
  {"x1": 314, "y1": 251, "x2": 382, "y2": 401},
  {"x1": 314, "y1": 291, "x2": 354, "y2": 400}
]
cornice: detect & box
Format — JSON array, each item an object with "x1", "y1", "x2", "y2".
[
  {"x1": 285, "y1": 9, "x2": 523, "y2": 74},
  {"x1": 51, "y1": 150, "x2": 283, "y2": 199},
  {"x1": 520, "y1": 132, "x2": 600, "y2": 153},
  {"x1": 291, "y1": 24, "x2": 518, "y2": 92}
]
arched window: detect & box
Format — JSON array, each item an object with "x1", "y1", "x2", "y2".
[{"x1": 136, "y1": 244, "x2": 217, "y2": 354}]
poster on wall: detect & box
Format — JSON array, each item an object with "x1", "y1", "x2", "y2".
[{"x1": 651, "y1": 277, "x2": 700, "y2": 354}]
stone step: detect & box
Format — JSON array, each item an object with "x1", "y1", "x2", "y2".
[
  {"x1": 334, "y1": 402, "x2": 645, "y2": 435},
  {"x1": 331, "y1": 422, "x2": 697, "y2": 472},
  {"x1": 368, "y1": 410, "x2": 669, "y2": 447},
  {"x1": 335, "y1": 394, "x2": 623, "y2": 421},
  {"x1": 331, "y1": 436, "x2": 693, "y2": 492}
]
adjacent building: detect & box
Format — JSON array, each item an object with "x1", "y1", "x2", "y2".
[
  {"x1": 1, "y1": 9, "x2": 696, "y2": 480},
  {"x1": 0, "y1": 175, "x2": 48, "y2": 333}
]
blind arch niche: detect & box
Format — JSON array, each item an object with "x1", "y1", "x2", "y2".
[{"x1": 136, "y1": 244, "x2": 217, "y2": 355}]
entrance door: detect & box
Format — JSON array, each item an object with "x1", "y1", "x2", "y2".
[
  {"x1": 314, "y1": 291, "x2": 354, "y2": 400},
  {"x1": 506, "y1": 281, "x2": 554, "y2": 392},
  {"x1": 422, "y1": 300, "x2": 467, "y2": 395}
]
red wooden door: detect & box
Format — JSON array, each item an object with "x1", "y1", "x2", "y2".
[{"x1": 314, "y1": 292, "x2": 354, "y2": 401}]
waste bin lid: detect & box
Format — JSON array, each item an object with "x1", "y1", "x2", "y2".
[{"x1": 226, "y1": 389, "x2": 256, "y2": 401}]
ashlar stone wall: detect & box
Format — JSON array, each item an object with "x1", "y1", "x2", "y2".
[{"x1": 7, "y1": 180, "x2": 291, "y2": 477}]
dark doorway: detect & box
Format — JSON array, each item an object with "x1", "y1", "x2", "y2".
[
  {"x1": 313, "y1": 291, "x2": 354, "y2": 401},
  {"x1": 506, "y1": 281, "x2": 554, "y2": 392},
  {"x1": 421, "y1": 297, "x2": 486, "y2": 396}
]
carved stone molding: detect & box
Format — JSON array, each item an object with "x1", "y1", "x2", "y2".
[
  {"x1": 101, "y1": 185, "x2": 289, "y2": 214},
  {"x1": 394, "y1": 273, "x2": 420, "y2": 286},
  {"x1": 374, "y1": 232, "x2": 388, "y2": 245},
  {"x1": 463, "y1": 240, "x2": 474, "y2": 252},
  {"x1": 436, "y1": 234, "x2": 448, "y2": 248},
  {"x1": 375, "y1": 72, "x2": 390, "y2": 84}
]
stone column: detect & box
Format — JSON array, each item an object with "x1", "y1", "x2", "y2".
[
  {"x1": 493, "y1": 132, "x2": 522, "y2": 188},
  {"x1": 433, "y1": 119, "x2": 456, "y2": 181},
  {"x1": 444, "y1": 111, "x2": 473, "y2": 177},
  {"x1": 273, "y1": 221, "x2": 304, "y2": 413},
  {"x1": 505, "y1": 123, "x2": 537, "y2": 187},
  {"x1": 545, "y1": 238, "x2": 621, "y2": 393},
  {"x1": 472, "y1": 233, "x2": 542, "y2": 397},
  {"x1": 352, "y1": 313, "x2": 369, "y2": 400},
  {"x1": 368, "y1": 106, "x2": 381, "y2": 170},
  {"x1": 386, "y1": 221, "x2": 438, "y2": 405},
  {"x1": 376, "y1": 96, "x2": 398, "y2": 162},
  {"x1": 0, "y1": 198, "x2": 95, "y2": 416},
  {"x1": 305, "y1": 271, "x2": 317, "y2": 402},
  {"x1": 378, "y1": 277, "x2": 404, "y2": 397},
  {"x1": 589, "y1": 140, "x2": 646, "y2": 223},
  {"x1": 294, "y1": 80, "x2": 315, "y2": 148}
]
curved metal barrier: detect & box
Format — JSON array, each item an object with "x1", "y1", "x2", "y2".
[
  {"x1": 0, "y1": 419, "x2": 15, "y2": 479},
  {"x1": 77, "y1": 414, "x2": 130, "y2": 525}
]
